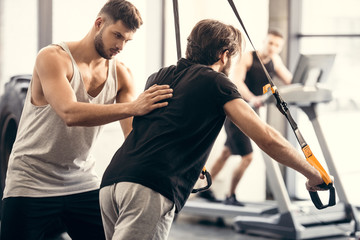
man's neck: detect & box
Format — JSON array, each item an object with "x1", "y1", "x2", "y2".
[
  {"x1": 69, "y1": 35, "x2": 105, "y2": 66},
  {"x1": 210, "y1": 61, "x2": 222, "y2": 73}
]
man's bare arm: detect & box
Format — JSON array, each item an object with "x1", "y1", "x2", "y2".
[
  {"x1": 273, "y1": 54, "x2": 292, "y2": 84},
  {"x1": 232, "y1": 52, "x2": 255, "y2": 101},
  {"x1": 115, "y1": 61, "x2": 136, "y2": 138},
  {"x1": 223, "y1": 98, "x2": 324, "y2": 189},
  {"x1": 34, "y1": 47, "x2": 172, "y2": 127},
  {"x1": 232, "y1": 52, "x2": 264, "y2": 108}
]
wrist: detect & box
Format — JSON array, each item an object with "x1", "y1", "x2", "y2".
[{"x1": 121, "y1": 101, "x2": 136, "y2": 117}]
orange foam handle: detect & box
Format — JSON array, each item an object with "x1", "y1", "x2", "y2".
[
  {"x1": 263, "y1": 84, "x2": 275, "y2": 94},
  {"x1": 302, "y1": 145, "x2": 332, "y2": 185}
]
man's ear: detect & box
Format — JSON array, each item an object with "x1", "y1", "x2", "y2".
[
  {"x1": 219, "y1": 50, "x2": 230, "y2": 64},
  {"x1": 95, "y1": 17, "x2": 103, "y2": 30}
]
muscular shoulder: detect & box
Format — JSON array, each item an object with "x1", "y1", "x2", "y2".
[
  {"x1": 114, "y1": 60, "x2": 135, "y2": 93},
  {"x1": 37, "y1": 45, "x2": 69, "y2": 65},
  {"x1": 35, "y1": 45, "x2": 72, "y2": 77}
]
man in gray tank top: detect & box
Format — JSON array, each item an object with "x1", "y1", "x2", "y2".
[{"x1": 0, "y1": 1, "x2": 172, "y2": 240}]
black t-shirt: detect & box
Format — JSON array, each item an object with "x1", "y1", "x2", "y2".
[
  {"x1": 245, "y1": 51, "x2": 275, "y2": 96},
  {"x1": 101, "y1": 58, "x2": 241, "y2": 212}
]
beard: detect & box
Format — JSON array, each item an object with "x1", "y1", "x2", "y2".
[{"x1": 94, "y1": 29, "x2": 110, "y2": 59}]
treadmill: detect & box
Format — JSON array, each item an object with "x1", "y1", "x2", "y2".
[{"x1": 233, "y1": 54, "x2": 360, "y2": 239}]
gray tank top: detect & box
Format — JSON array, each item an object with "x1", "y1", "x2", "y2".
[{"x1": 3, "y1": 42, "x2": 118, "y2": 198}]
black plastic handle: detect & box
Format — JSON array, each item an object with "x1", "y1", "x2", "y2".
[
  {"x1": 192, "y1": 170, "x2": 212, "y2": 193},
  {"x1": 309, "y1": 183, "x2": 336, "y2": 209}
]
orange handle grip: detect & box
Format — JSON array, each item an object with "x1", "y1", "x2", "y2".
[
  {"x1": 302, "y1": 145, "x2": 332, "y2": 185},
  {"x1": 263, "y1": 83, "x2": 276, "y2": 94}
]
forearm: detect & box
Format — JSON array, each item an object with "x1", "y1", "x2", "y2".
[
  {"x1": 48, "y1": 84, "x2": 172, "y2": 127},
  {"x1": 257, "y1": 126, "x2": 318, "y2": 179},
  {"x1": 224, "y1": 99, "x2": 323, "y2": 189},
  {"x1": 59, "y1": 101, "x2": 135, "y2": 127}
]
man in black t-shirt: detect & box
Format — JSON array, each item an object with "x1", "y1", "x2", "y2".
[{"x1": 99, "y1": 20, "x2": 325, "y2": 240}]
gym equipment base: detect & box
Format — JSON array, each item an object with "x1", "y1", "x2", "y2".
[
  {"x1": 182, "y1": 198, "x2": 278, "y2": 218},
  {"x1": 233, "y1": 201, "x2": 356, "y2": 239}
]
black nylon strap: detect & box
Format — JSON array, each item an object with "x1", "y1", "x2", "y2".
[
  {"x1": 172, "y1": 0, "x2": 182, "y2": 60},
  {"x1": 227, "y1": 0, "x2": 300, "y2": 139},
  {"x1": 227, "y1": 0, "x2": 275, "y2": 88}
]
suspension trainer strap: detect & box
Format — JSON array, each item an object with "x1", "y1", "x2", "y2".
[
  {"x1": 227, "y1": 0, "x2": 335, "y2": 209},
  {"x1": 172, "y1": 0, "x2": 212, "y2": 193},
  {"x1": 172, "y1": 0, "x2": 182, "y2": 60}
]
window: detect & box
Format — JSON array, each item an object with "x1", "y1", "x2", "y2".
[
  {"x1": 290, "y1": 0, "x2": 360, "y2": 202},
  {"x1": 300, "y1": 0, "x2": 360, "y2": 106}
]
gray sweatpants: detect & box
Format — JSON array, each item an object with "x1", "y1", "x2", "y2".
[{"x1": 100, "y1": 182, "x2": 175, "y2": 240}]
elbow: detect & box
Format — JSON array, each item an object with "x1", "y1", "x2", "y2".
[
  {"x1": 62, "y1": 113, "x2": 78, "y2": 127},
  {"x1": 64, "y1": 118, "x2": 77, "y2": 127},
  {"x1": 51, "y1": 101, "x2": 84, "y2": 127},
  {"x1": 58, "y1": 108, "x2": 80, "y2": 127}
]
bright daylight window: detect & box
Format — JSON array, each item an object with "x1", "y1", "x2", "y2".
[
  {"x1": 293, "y1": 0, "x2": 360, "y2": 203},
  {"x1": 300, "y1": 0, "x2": 360, "y2": 108}
]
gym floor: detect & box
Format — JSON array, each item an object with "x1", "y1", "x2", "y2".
[
  {"x1": 31, "y1": 212, "x2": 360, "y2": 240},
  {"x1": 168, "y1": 214, "x2": 359, "y2": 240}
]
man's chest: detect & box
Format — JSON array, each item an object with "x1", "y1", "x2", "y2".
[{"x1": 78, "y1": 65, "x2": 108, "y2": 98}]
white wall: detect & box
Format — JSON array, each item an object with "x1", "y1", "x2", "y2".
[
  {"x1": 164, "y1": 0, "x2": 269, "y2": 66},
  {"x1": 0, "y1": 0, "x2": 37, "y2": 94}
]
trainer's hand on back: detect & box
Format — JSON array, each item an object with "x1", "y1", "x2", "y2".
[{"x1": 132, "y1": 84, "x2": 173, "y2": 116}]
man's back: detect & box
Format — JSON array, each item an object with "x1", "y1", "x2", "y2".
[{"x1": 101, "y1": 58, "x2": 241, "y2": 212}]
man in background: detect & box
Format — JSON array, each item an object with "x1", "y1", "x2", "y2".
[{"x1": 199, "y1": 30, "x2": 292, "y2": 206}]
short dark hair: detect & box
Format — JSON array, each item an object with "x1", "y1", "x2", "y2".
[
  {"x1": 268, "y1": 29, "x2": 284, "y2": 39},
  {"x1": 98, "y1": 0, "x2": 143, "y2": 30},
  {"x1": 185, "y1": 19, "x2": 243, "y2": 65}
]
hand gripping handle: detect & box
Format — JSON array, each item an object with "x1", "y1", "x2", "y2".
[
  {"x1": 263, "y1": 84, "x2": 336, "y2": 209},
  {"x1": 303, "y1": 145, "x2": 336, "y2": 209},
  {"x1": 191, "y1": 167, "x2": 212, "y2": 194},
  {"x1": 309, "y1": 183, "x2": 336, "y2": 209}
]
